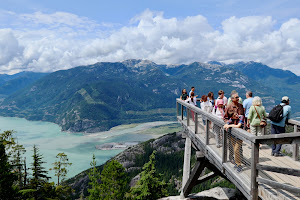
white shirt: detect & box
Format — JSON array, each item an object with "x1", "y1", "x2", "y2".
[
  {"x1": 185, "y1": 97, "x2": 197, "y2": 106},
  {"x1": 201, "y1": 101, "x2": 212, "y2": 113},
  {"x1": 189, "y1": 90, "x2": 194, "y2": 97},
  {"x1": 214, "y1": 107, "x2": 225, "y2": 119}
]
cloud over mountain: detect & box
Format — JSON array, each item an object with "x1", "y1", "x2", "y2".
[{"x1": 0, "y1": 10, "x2": 300, "y2": 75}]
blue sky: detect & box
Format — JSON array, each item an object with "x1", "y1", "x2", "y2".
[
  {"x1": 3, "y1": 0, "x2": 300, "y2": 28},
  {"x1": 1, "y1": 0, "x2": 300, "y2": 74}
]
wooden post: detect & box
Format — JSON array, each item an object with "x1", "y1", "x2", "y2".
[
  {"x1": 181, "y1": 104, "x2": 184, "y2": 120},
  {"x1": 222, "y1": 128, "x2": 227, "y2": 164},
  {"x1": 176, "y1": 102, "x2": 179, "y2": 117},
  {"x1": 205, "y1": 119, "x2": 209, "y2": 145},
  {"x1": 181, "y1": 136, "x2": 191, "y2": 198},
  {"x1": 187, "y1": 108, "x2": 190, "y2": 126},
  {"x1": 251, "y1": 142, "x2": 259, "y2": 200},
  {"x1": 293, "y1": 125, "x2": 299, "y2": 161},
  {"x1": 262, "y1": 126, "x2": 266, "y2": 136},
  {"x1": 195, "y1": 112, "x2": 198, "y2": 134}
]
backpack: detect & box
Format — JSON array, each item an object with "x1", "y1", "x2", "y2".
[{"x1": 269, "y1": 104, "x2": 285, "y2": 123}]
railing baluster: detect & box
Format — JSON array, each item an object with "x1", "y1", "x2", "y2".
[
  {"x1": 294, "y1": 125, "x2": 299, "y2": 161},
  {"x1": 195, "y1": 112, "x2": 198, "y2": 134},
  {"x1": 222, "y1": 128, "x2": 227, "y2": 164},
  {"x1": 205, "y1": 119, "x2": 209, "y2": 145},
  {"x1": 187, "y1": 108, "x2": 190, "y2": 126},
  {"x1": 176, "y1": 102, "x2": 179, "y2": 117},
  {"x1": 181, "y1": 104, "x2": 184, "y2": 120}
]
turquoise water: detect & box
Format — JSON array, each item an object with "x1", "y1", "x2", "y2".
[{"x1": 0, "y1": 116, "x2": 174, "y2": 182}]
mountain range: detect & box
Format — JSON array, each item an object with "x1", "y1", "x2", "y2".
[{"x1": 0, "y1": 60, "x2": 299, "y2": 132}]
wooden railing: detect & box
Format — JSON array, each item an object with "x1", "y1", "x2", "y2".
[{"x1": 176, "y1": 98, "x2": 300, "y2": 200}]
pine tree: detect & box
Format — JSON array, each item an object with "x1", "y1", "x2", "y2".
[
  {"x1": 24, "y1": 157, "x2": 28, "y2": 186},
  {"x1": 88, "y1": 154, "x2": 101, "y2": 200},
  {"x1": 50, "y1": 152, "x2": 72, "y2": 186},
  {"x1": 99, "y1": 159, "x2": 128, "y2": 200},
  {"x1": 29, "y1": 145, "x2": 50, "y2": 199},
  {"x1": 0, "y1": 130, "x2": 16, "y2": 149},
  {"x1": 130, "y1": 150, "x2": 168, "y2": 200},
  {"x1": 11, "y1": 142, "x2": 26, "y2": 188},
  {"x1": 1, "y1": 131, "x2": 26, "y2": 189},
  {"x1": 0, "y1": 141, "x2": 18, "y2": 200}
]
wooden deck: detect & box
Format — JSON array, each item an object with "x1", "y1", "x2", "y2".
[{"x1": 177, "y1": 99, "x2": 300, "y2": 200}]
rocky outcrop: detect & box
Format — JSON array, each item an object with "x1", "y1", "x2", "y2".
[
  {"x1": 159, "y1": 187, "x2": 242, "y2": 200},
  {"x1": 66, "y1": 131, "x2": 186, "y2": 198}
]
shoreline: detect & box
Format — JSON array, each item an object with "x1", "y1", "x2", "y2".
[{"x1": 95, "y1": 142, "x2": 139, "y2": 150}]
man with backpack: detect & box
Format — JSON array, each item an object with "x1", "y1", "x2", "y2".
[{"x1": 269, "y1": 96, "x2": 292, "y2": 157}]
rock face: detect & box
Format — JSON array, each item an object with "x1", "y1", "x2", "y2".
[
  {"x1": 66, "y1": 131, "x2": 186, "y2": 198},
  {"x1": 159, "y1": 187, "x2": 240, "y2": 200}
]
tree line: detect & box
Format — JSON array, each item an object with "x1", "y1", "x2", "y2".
[
  {"x1": 0, "y1": 130, "x2": 169, "y2": 200},
  {"x1": 86, "y1": 150, "x2": 168, "y2": 200},
  {"x1": 0, "y1": 130, "x2": 72, "y2": 200}
]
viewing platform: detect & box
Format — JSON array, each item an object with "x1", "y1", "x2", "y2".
[{"x1": 176, "y1": 98, "x2": 300, "y2": 200}]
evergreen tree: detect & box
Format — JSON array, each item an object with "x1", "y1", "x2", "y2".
[
  {"x1": 23, "y1": 157, "x2": 28, "y2": 186},
  {"x1": 29, "y1": 145, "x2": 50, "y2": 199},
  {"x1": 0, "y1": 141, "x2": 18, "y2": 200},
  {"x1": 88, "y1": 154, "x2": 101, "y2": 200},
  {"x1": 0, "y1": 130, "x2": 16, "y2": 150},
  {"x1": 1, "y1": 131, "x2": 26, "y2": 189},
  {"x1": 99, "y1": 159, "x2": 129, "y2": 200},
  {"x1": 11, "y1": 142, "x2": 26, "y2": 188},
  {"x1": 50, "y1": 152, "x2": 72, "y2": 186},
  {"x1": 130, "y1": 150, "x2": 168, "y2": 200}
]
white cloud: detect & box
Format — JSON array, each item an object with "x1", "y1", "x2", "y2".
[
  {"x1": 0, "y1": 10, "x2": 300, "y2": 75},
  {"x1": 0, "y1": 29, "x2": 22, "y2": 66},
  {"x1": 20, "y1": 11, "x2": 99, "y2": 30}
]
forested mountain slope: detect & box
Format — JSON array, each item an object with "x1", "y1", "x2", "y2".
[{"x1": 0, "y1": 60, "x2": 298, "y2": 132}]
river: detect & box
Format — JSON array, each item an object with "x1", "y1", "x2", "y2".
[{"x1": 0, "y1": 116, "x2": 180, "y2": 182}]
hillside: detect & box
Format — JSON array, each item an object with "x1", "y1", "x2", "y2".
[
  {"x1": 226, "y1": 61, "x2": 300, "y2": 114},
  {"x1": 0, "y1": 61, "x2": 178, "y2": 132},
  {"x1": 0, "y1": 72, "x2": 48, "y2": 97},
  {"x1": 65, "y1": 131, "x2": 240, "y2": 199},
  {"x1": 0, "y1": 60, "x2": 299, "y2": 132}
]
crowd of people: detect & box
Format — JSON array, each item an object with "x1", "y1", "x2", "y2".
[{"x1": 180, "y1": 87, "x2": 292, "y2": 173}]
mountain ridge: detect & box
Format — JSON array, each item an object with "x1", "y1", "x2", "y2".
[{"x1": 0, "y1": 59, "x2": 299, "y2": 132}]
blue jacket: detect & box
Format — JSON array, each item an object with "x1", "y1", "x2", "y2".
[{"x1": 271, "y1": 103, "x2": 291, "y2": 127}]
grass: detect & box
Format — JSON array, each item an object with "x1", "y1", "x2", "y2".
[{"x1": 134, "y1": 123, "x2": 181, "y2": 137}]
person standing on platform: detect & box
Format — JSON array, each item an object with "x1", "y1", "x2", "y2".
[
  {"x1": 212, "y1": 99, "x2": 225, "y2": 148},
  {"x1": 243, "y1": 91, "x2": 253, "y2": 130},
  {"x1": 189, "y1": 87, "x2": 198, "y2": 98},
  {"x1": 270, "y1": 96, "x2": 291, "y2": 157},
  {"x1": 223, "y1": 92, "x2": 245, "y2": 172},
  {"x1": 185, "y1": 92, "x2": 197, "y2": 121},
  {"x1": 227, "y1": 90, "x2": 243, "y2": 105},
  {"x1": 207, "y1": 91, "x2": 215, "y2": 107},
  {"x1": 180, "y1": 89, "x2": 189, "y2": 100},
  {"x1": 200, "y1": 95, "x2": 213, "y2": 132},
  {"x1": 216, "y1": 90, "x2": 228, "y2": 108},
  {"x1": 247, "y1": 96, "x2": 267, "y2": 136}
]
